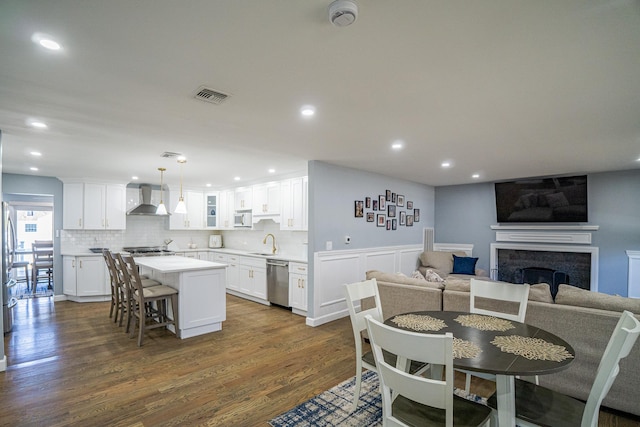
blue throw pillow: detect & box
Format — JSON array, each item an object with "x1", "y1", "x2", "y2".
[{"x1": 452, "y1": 255, "x2": 478, "y2": 275}]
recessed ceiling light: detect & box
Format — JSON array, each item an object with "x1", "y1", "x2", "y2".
[
  {"x1": 234, "y1": 176, "x2": 241, "y2": 181},
  {"x1": 300, "y1": 105, "x2": 316, "y2": 117},
  {"x1": 30, "y1": 151, "x2": 42, "y2": 156},
  {"x1": 472, "y1": 174, "x2": 480, "y2": 179},
  {"x1": 31, "y1": 33, "x2": 62, "y2": 51},
  {"x1": 27, "y1": 119, "x2": 47, "y2": 129},
  {"x1": 206, "y1": 183, "x2": 212, "y2": 187},
  {"x1": 131, "y1": 176, "x2": 139, "y2": 180},
  {"x1": 30, "y1": 167, "x2": 39, "y2": 171},
  {"x1": 391, "y1": 141, "x2": 404, "y2": 150},
  {"x1": 268, "y1": 168, "x2": 276, "y2": 174},
  {"x1": 441, "y1": 162, "x2": 451, "y2": 168}
]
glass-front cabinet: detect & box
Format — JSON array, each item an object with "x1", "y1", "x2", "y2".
[{"x1": 206, "y1": 193, "x2": 218, "y2": 228}]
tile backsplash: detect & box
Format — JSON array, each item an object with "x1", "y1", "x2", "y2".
[{"x1": 61, "y1": 216, "x2": 308, "y2": 259}]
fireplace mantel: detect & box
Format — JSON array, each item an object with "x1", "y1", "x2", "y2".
[
  {"x1": 490, "y1": 225, "x2": 599, "y2": 230},
  {"x1": 490, "y1": 224, "x2": 599, "y2": 245}
]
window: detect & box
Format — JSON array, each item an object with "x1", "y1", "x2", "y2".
[{"x1": 25, "y1": 224, "x2": 37, "y2": 233}]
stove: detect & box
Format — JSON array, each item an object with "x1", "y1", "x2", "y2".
[{"x1": 122, "y1": 246, "x2": 176, "y2": 257}]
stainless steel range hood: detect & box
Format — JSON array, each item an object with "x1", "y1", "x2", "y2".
[{"x1": 127, "y1": 184, "x2": 168, "y2": 216}]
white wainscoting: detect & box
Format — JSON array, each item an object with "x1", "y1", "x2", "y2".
[
  {"x1": 627, "y1": 250, "x2": 640, "y2": 298},
  {"x1": 308, "y1": 244, "x2": 423, "y2": 327}
]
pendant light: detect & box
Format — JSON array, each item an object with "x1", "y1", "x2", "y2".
[
  {"x1": 156, "y1": 167, "x2": 168, "y2": 215},
  {"x1": 174, "y1": 158, "x2": 187, "y2": 214}
]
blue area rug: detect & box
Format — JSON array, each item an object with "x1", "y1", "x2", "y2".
[{"x1": 269, "y1": 370, "x2": 488, "y2": 427}]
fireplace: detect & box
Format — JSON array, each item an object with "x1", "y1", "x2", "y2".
[
  {"x1": 517, "y1": 267, "x2": 570, "y2": 298},
  {"x1": 490, "y1": 243, "x2": 599, "y2": 293}
]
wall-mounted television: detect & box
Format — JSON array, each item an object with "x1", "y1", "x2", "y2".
[{"x1": 495, "y1": 175, "x2": 588, "y2": 223}]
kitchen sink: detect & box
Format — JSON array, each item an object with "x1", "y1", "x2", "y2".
[{"x1": 249, "y1": 252, "x2": 275, "y2": 256}]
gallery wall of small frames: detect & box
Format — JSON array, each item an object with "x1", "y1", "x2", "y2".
[{"x1": 354, "y1": 189, "x2": 420, "y2": 231}]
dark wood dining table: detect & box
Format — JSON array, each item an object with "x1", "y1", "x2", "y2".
[{"x1": 386, "y1": 310, "x2": 575, "y2": 426}]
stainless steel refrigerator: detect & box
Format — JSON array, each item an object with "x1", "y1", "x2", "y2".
[{"x1": 2, "y1": 202, "x2": 18, "y2": 334}]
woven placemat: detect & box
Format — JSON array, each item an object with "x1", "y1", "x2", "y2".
[
  {"x1": 390, "y1": 314, "x2": 447, "y2": 331},
  {"x1": 454, "y1": 314, "x2": 515, "y2": 332},
  {"x1": 453, "y1": 338, "x2": 482, "y2": 359},
  {"x1": 491, "y1": 335, "x2": 575, "y2": 362}
]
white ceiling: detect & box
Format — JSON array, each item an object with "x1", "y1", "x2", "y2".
[{"x1": 1, "y1": 0, "x2": 639, "y2": 189}]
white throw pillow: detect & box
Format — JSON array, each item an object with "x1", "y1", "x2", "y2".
[
  {"x1": 424, "y1": 269, "x2": 444, "y2": 283},
  {"x1": 411, "y1": 270, "x2": 426, "y2": 280}
]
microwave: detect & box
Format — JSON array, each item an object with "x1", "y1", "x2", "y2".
[{"x1": 234, "y1": 211, "x2": 252, "y2": 227}]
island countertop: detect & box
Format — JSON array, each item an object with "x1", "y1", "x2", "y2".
[{"x1": 134, "y1": 255, "x2": 227, "y2": 273}]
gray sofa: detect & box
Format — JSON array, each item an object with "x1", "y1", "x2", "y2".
[{"x1": 364, "y1": 269, "x2": 640, "y2": 417}]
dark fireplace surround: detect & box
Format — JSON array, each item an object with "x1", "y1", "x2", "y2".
[{"x1": 496, "y1": 249, "x2": 592, "y2": 298}]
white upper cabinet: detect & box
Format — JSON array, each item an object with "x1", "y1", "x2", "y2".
[
  {"x1": 252, "y1": 181, "x2": 281, "y2": 217},
  {"x1": 62, "y1": 181, "x2": 126, "y2": 230},
  {"x1": 205, "y1": 192, "x2": 219, "y2": 228},
  {"x1": 217, "y1": 189, "x2": 235, "y2": 229},
  {"x1": 234, "y1": 186, "x2": 252, "y2": 210},
  {"x1": 63, "y1": 182, "x2": 84, "y2": 229},
  {"x1": 280, "y1": 176, "x2": 308, "y2": 231},
  {"x1": 169, "y1": 188, "x2": 204, "y2": 230}
]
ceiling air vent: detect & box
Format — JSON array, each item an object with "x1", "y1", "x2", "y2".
[
  {"x1": 194, "y1": 86, "x2": 229, "y2": 105},
  {"x1": 160, "y1": 151, "x2": 183, "y2": 158}
]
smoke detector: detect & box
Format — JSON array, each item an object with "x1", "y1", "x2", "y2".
[{"x1": 329, "y1": 0, "x2": 358, "y2": 27}]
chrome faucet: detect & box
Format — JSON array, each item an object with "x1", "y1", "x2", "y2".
[{"x1": 263, "y1": 233, "x2": 277, "y2": 254}]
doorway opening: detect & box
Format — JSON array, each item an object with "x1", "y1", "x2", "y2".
[{"x1": 10, "y1": 200, "x2": 54, "y2": 299}]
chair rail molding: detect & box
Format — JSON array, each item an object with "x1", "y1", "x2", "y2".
[
  {"x1": 308, "y1": 244, "x2": 422, "y2": 327},
  {"x1": 627, "y1": 250, "x2": 640, "y2": 298}
]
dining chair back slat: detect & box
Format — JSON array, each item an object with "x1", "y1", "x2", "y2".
[
  {"x1": 463, "y1": 278, "x2": 532, "y2": 393},
  {"x1": 32, "y1": 241, "x2": 54, "y2": 292},
  {"x1": 366, "y1": 315, "x2": 492, "y2": 427}
]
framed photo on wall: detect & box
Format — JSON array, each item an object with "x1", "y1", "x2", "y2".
[
  {"x1": 407, "y1": 201, "x2": 413, "y2": 209},
  {"x1": 392, "y1": 192, "x2": 397, "y2": 203},
  {"x1": 414, "y1": 209, "x2": 420, "y2": 222},
  {"x1": 377, "y1": 214, "x2": 386, "y2": 227},
  {"x1": 354, "y1": 200, "x2": 364, "y2": 217},
  {"x1": 400, "y1": 211, "x2": 406, "y2": 226},
  {"x1": 366, "y1": 212, "x2": 374, "y2": 222},
  {"x1": 386, "y1": 220, "x2": 391, "y2": 230},
  {"x1": 365, "y1": 197, "x2": 371, "y2": 208},
  {"x1": 407, "y1": 215, "x2": 414, "y2": 226},
  {"x1": 387, "y1": 204, "x2": 396, "y2": 218},
  {"x1": 386, "y1": 190, "x2": 392, "y2": 200},
  {"x1": 392, "y1": 219, "x2": 397, "y2": 230},
  {"x1": 379, "y1": 195, "x2": 386, "y2": 210},
  {"x1": 372, "y1": 200, "x2": 378, "y2": 211},
  {"x1": 397, "y1": 195, "x2": 405, "y2": 207}
]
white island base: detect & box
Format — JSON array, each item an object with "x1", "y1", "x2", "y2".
[{"x1": 135, "y1": 256, "x2": 227, "y2": 339}]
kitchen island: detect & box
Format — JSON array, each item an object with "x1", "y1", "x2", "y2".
[{"x1": 135, "y1": 256, "x2": 227, "y2": 339}]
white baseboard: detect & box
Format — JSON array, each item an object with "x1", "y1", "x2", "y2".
[{"x1": 306, "y1": 308, "x2": 349, "y2": 327}]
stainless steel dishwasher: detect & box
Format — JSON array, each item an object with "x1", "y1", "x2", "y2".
[{"x1": 266, "y1": 259, "x2": 290, "y2": 307}]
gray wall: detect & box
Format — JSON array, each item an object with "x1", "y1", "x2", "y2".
[
  {"x1": 2, "y1": 173, "x2": 64, "y2": 297},
  {"x1": 434, "y1": 169, "x2": 640, "y2": 296},
  {"x1": 308, "y1": 160, "x2": 435, "y2": 316}
]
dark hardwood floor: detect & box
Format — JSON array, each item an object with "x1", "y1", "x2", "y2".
[{"x1": 1, "y1": 295, "x2": 639, "y2": 426}]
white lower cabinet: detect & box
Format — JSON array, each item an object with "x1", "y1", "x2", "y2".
[
  {"x1": 63, "y1": 255, "x2": 108, "y2": 302},
  {"x1": 210, "y1": 252, "x2": 241, "y2": 292},
  {"x1": 289, "y1": 261, "x2": 308, "y2": 313},
  {"x1": 238, "y1": 256, "x2": 267, "y2": 300}
]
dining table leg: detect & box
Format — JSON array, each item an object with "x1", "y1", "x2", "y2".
[{"x1": 495, "y1": 374, "x2": 516, "y2": 426}]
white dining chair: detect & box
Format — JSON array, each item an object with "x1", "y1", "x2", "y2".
[
  {"x1": 365, "y1": 315, "x2": 492, "y2": 427},
  {"x1": 462, "y1": 278, "x2": 531, "y2": 393},
  {"x1": 487, "y1": 310, "x2": 640, "y2": 427},
  {"x1": 343, "y1": 279, "x2": 428, "y2": 412}
]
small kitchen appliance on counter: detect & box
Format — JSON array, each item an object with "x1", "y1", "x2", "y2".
[{"x1": 209, "y1": 235, "x2": 223, "y2": 248}]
